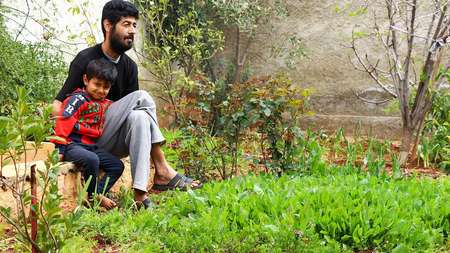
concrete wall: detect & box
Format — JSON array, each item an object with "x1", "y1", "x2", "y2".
[
  {"x1": 243, "y1": 0, "x2": 389, "y2": 116},
  {"x1": 226, "y1": 0, "x2": 447, "y2": 117}
]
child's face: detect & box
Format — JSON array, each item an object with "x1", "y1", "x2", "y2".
[{"x1": 83, "y1": 75, "x2": 111, "y2": 100}]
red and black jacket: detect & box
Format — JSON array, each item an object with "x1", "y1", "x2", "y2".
[{"x1": 52, "y1": 89, "x2": 112, "y2": 154}]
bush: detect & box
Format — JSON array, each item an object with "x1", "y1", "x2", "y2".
[
  {"x1": 421, "y1": 89, "x2": 449, "y2": 171},
  {"x1": 0, "y1": 19, "x2": 66, "y2": 115},
  {"x1": 176, "y1": 74, "x2": 311, "y2": 178},
  {"x1": 135, "y1": 0, "x2": 223, "y2": 124},
  {"x1": 0, "y1": 88, "x2": 80, "y2": 252}
]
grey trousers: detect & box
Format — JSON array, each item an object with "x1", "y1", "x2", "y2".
[{"x1": 97, "y1": 90, "x2": 165, "y2": 192}]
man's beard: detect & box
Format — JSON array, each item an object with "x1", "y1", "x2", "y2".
[{"x1": 110, "y1": 27, "x2": 133, "y2": 55}]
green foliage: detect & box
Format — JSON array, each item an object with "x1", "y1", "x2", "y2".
[
  {"x1": 161, "y1": 128, "x2": 233, "y2": 180},
  {"x1": 135, "y1": 0, "x2": 224, "y2": 123},
  {"x1": 136, "y1": 0, "x2": 306, "y2": 125},
  {"x1": 0, "y1": 87, "x2": 79, "y2": 252},
  {"x1": 72, "y1": 172, "x2": 449, "y2": 252},
  {"x1": 179, "y1": 127, "x2": 235, "y2": 180},
  {"x1": 209, "y1": 0, "x2": 285, "y2": 32},
  {"x1": 209, "y1": 0, "x2": 305, "y2": 76},
  {"x1": 174, "y1": 74, "x2": 311, "y2": 179},
  {"x1": 245, "y1": 75, "x2": 312, "y2": 174},
  {"x1": 0, "y1": 19, "x2": 66, "y2": 115},
  {"x1": 60, "y1": 236, "x2": 94, "y2": 253},
  {"x1": 335, "y1": 3, "x2": 368, "y2": 17},
  {"x1": 421, "y1": 89, "x2": 450, "y2": 171}
]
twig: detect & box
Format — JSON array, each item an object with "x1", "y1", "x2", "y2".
[
  {"x1": 350, "y1": 32, "x2": 398, "y2": 97},
  {"x1": 1, "y1": 5, "x2": 87, "y2": 47},
  {"x1": 78, "y1": 2, "x2": 97, "y2": 44},
  {"x1": 353, "y1": 89, "x2": 394, "y2": 104},
  {"x1": 38, "y1": 165, "x2": 58, "y2": 249},
  {"x1": 14, "y1": 0, "x2": 30, "y2": 42},
  {"x1": 423, "y1": 0, "x2": 440, "y2": 57},
  {"x1": 390, "y1": 25, "x2": 429, "y2": 40},
  {"x1": 0, "y1": 13, "x2": 76, "y2": 56}
]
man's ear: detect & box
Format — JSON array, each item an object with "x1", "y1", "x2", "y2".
[
  {"x1": 103, "y1": 19, "x2": 113, "y2": 34},
  {"x1": 83, "y1": 74, "x2": 89, "y2": 86}
]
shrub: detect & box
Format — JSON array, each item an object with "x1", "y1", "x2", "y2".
[
  {"x1": 0, "y1": 88, "x2": 80, "y2": 252},
  {"x1": 0, "y1": 18, "x2": 66, "y2": 115},
  {"x1": 135, "y1": 0, "x2": 223, "y2": 124},
  {"x1": 176, "y1": 74, "x2": 311, "y2": 177},
  {"x1": 421, "y1": 89, "x2": 450, "y2": 171}
]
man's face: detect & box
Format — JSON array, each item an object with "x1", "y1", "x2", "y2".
[
  {"x1": 83, "y1": 75, "x2": 111, "y2": 101},
  {"x1": 108, "y1": 16, "x2": 137, "y2": 54}
]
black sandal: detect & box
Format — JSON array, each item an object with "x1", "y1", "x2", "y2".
[
  {"x1": 151, "y1": 174, "x2": 202, "y2": 191},
  {"x1": 135, "y1": 198, "x2": 154, "y2": 210}
]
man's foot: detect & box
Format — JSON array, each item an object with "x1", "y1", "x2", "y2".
[
  {"x1": 135, "y1": 198, "x2": 154, "y2": 210},
  {"x1": 134, "y1": 188, "x2": 147, "y2": 202},
  {"x1": 152, "y1": 160, "x2": 201, "y2": 189},
  {"x1": 152, "y1": 174, "x2": 202, "y2": 191},
  {"x1": 151, "y1": 144, "x2": 201, "y2": 189},
  {"x1": 97, "y1": 195, "x2": 117, "y2": 210}
]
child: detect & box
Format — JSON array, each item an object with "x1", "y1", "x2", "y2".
[{"x1": 52, "y1": 58, "x2": 123, "y2": 209}]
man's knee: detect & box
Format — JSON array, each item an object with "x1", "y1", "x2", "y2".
[
  {"x1": 127, "y1": 110, "x2": 150, "y2": 125},
  {"x1": 133, "y1": 90, "x2": 155, "y2": 104}
]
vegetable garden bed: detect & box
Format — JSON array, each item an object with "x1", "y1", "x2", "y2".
[{"x1": 52, "y1": 170, "x2": 449, "y2": 252}]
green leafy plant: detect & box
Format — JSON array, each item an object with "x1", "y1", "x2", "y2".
[
  {"x1": 175, "y1": 74, "x2": 311, "y2": 177},
  {"x1": 135, "y1": 0, "x2": 223, "y2": 125},
  {"x1": 0, "y1": 18, "x2": 66, "y2": 115},
  {"x1": 0, "y1": 87, "x2": 79, "y2": 252},
  {"x1": 178, "y1": 126, "x2": 234, "y2": 181},
  {"x1": 421, "y1": 89, "x2": 449, "y2": 171},
  {"x1": 69, "y1": 171, "x2": 449, "y2": 252},
  {"x1": 246, "y1": 74, "x2": 312, "y2": 174}
]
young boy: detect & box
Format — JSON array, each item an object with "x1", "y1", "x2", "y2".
[{"x1": 52, "y1": 58, "x2": 123, "y2": 209}]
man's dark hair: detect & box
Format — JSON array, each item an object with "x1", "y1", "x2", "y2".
[
  {"x1": 86, "y1": 58, "x2": 118, "y2": 85},
  {"x1": 101, "y1": 0, "x2": 139, "y2": 36}
]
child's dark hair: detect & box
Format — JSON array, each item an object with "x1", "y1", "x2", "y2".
[
  {"x1": 101, "y1": 0, "x2": 139, "y2": 36},
  {"x1": 86, "y1": 58, "x2": 118, "y2": 85}
]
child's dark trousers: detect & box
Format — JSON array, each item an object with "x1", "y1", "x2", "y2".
[{"x1": 63, "y1": 143, "x2": 124, "y2": 197}]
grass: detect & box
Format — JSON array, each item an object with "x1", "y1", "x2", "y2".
[{"x1": 62, "y1": 169, "x2": 449, "y2": 252}]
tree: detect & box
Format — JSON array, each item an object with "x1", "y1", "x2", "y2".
[
  {"x1": 134, "y1": 0, "x2": 224, "y2": 125},
  {"x1": 350, "y1": 0, "x2": 450, "y2": 164}
]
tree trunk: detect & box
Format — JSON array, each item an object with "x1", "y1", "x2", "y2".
[
  {"x1": 410, "y1": 117, "x2": 425, "y2": 161},
  {"x1": 233, "y1": 26, "x2": 242, "y2": 84},
  {"x1": 399, "y1": 127, "x2": 414, "y2": 165}
]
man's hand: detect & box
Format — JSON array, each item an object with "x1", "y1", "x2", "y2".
[{"x1": 52, "y1": 100, "x2": 62, "y2": 117}]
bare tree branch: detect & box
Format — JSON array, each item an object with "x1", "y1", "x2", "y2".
[
  {"x1": 353, "y1": 88, "x2": 394, "y2": 104},
  {"x1": 390, "y1": 25, "x2": 429, "y2": 40},
  {"x1": 350, "y1": 31, "x2": 398, "y2": 97},
  {"x1": 1, "y1": 5, "x2": 86, "y2": 47},
  {"x1": 423, "y1": 0, "x2": 440, "y2": 57},
  {"x1": 400, "y1": 0, "x2": 417, "y2": 128},
  {"x1": 14, "y1": 0, "x2": 30, "y2": 42},
  {"x1": 78, "y1": 1, "x2": 97, "y2": 44}
]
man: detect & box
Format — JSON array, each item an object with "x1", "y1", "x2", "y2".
[{"x1": 52, "y1": 0, "x2": 200, "y2": 208}]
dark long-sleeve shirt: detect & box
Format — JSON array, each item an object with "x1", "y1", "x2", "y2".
[{"x1": 55, "y1": 44, "x2": 139, "y2": 102}]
